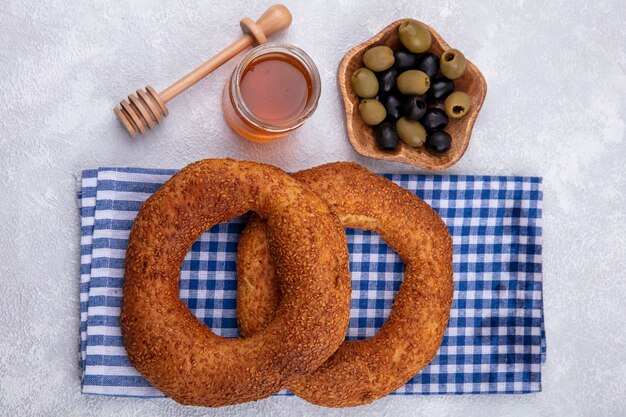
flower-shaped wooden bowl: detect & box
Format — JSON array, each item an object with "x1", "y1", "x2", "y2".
[{"x1": 338, "y1": 19, "x2": 487, "y2": 170}]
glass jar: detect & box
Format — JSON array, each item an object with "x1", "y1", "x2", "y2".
[{"x1": 222, "y1": 43, "x2": 321, "y2": 142}]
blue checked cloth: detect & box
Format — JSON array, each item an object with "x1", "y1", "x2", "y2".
[{"x1": 78, "y1": 167, "x2": 545, "y2": 397}]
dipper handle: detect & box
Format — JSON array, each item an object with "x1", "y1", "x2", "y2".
[{"x1": 248, "y1": 3, "x2": 293, "y2": 40}]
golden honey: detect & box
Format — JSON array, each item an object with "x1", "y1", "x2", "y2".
[{"x1": 222, "y1": 43, "x2": 321, "y2": 142}]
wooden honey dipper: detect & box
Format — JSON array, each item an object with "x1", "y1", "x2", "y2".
[{"x1": 114, "y1": 4, "x2": 292, "y2": 138}]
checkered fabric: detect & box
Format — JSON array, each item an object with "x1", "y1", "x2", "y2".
[{"x1": 78, "y1": 167, "x2": 545, "y2": 397}]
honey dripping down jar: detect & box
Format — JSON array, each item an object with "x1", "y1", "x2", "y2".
[{"x1": 222, "y1": 43, "x2": 321, "y2": 142}]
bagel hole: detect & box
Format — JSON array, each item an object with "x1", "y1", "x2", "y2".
[
  {"x1": 345, "y1": 228, "x2": 404, "y2": 341},
  {"x1": 177, "y1": 216, "x2": 404, "y2": 342},
  {"x1": 179, "y1": 214, "x2": 251, "y2": 338}
]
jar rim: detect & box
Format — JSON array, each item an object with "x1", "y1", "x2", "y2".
[{"x1": 229, "y1": 43, "x2": 321, "y2": 133}]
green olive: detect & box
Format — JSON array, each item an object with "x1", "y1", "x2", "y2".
[
  {"x1": 358, "y1": 99, "x2": 386, "y2": 125},
  {"x1": 398, "y1": 20, "x2": 432, "y2": 53},
  {"x1": 396, "y1": 117, "x2": 426, "y2": 147},
  {"x1": 440, "y1": 48, "x2": 467, "y2": 79},
  {"x1": 362, "y1": 46, "x2": 395, "y2": 72},
  {"x1": 396, "y1": 70, "x2": 430, "y2": 95},
  {"x1": 444, "y1": 91, "x2": 472, "y2": 119},
  {"x1": 351, "y1": 68, "x2": 379, "y2": 98}
]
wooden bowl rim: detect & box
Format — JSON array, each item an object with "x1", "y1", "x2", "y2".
[{"x1": 337, "y1": 19, "x2": 487, "y2": 171}]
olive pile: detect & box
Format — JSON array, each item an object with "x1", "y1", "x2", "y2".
[{"x1": 351, "y1": 20, "x2": 472, "y2": 154}]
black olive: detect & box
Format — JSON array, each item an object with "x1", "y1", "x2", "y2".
[
  {"x1": 374, "y1": 123, "x2": 399, "y2": 151},
  {"x1": 402, "y1": 95, "x2": 427, "y2": 121},
  {"x1": 394, "y1": 49, "x2": 416, "y2": 70},
  {"x1": 377, "y1": 67, "x2": 399, "y2": 97},
  {"x1": 415, "y1": 52, "x2": 439, "y2": 79},
  {"x1": 420, "y1": 108, "x2": 449, "y2": 132},
  {"x1": 426, "y1": 131, "x2": 452, "y2": 153},
  {"x1": 427, "y1": 77, "x2": 455, "y2": 102},
  {"x1": 380, "y1": 94, "x2": 403, "y2": 122}
]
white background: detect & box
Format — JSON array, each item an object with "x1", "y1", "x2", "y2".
[{"x1": 1, "y1": 1, "x2": 625, "y2": 416}]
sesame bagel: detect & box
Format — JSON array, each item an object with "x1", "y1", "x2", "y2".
[
  {"x1": 237, "y1": 162, "x2": 454, "y2": 407},
  {"x1": 121, "y1": 159, "x2": 351, "y2": 407}
]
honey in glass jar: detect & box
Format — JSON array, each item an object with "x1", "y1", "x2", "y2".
[{"x1": 222, "y1": 43, "x2": 321, "y2": 142}]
